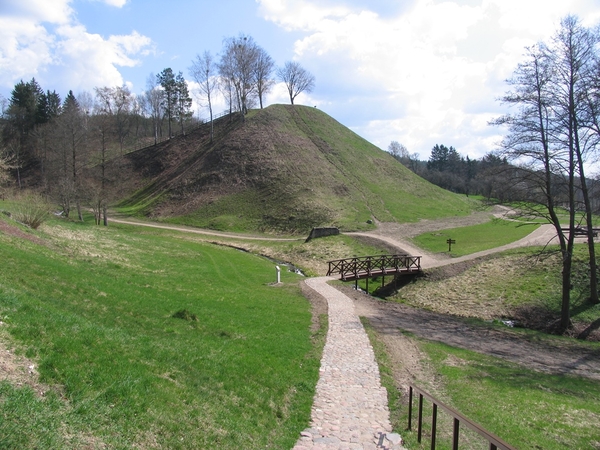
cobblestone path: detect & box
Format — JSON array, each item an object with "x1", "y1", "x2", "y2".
[{"x1": 292, "y1": 277, "x2": 405, "y2": 450}]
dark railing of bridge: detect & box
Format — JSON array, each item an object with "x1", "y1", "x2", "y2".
[
  {"x1": 326, "y1": 254, "x2": 421, "y2": 289},
  {"x1": 408, "y1": 385, "x2": 516, "y2": 450}
]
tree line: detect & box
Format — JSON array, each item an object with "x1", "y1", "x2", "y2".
[
  {"x1": 0, "y1": 33, "x2": 316, "y2": 223},
  {"x1": 388, "y1": 141, "x2": 515, "y2": 201}
]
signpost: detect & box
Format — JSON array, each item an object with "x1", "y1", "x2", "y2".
[{"x1": 446, "y1": 238, "x2": 456, "y2": 252}]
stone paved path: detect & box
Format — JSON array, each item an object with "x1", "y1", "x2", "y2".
[{"x1": 292, "y1": 277, "x2": 405, "y2": 450}]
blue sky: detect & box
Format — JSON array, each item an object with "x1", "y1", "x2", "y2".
[{"x1": 2, "y1": 0, "x2": 600, "y2": 160}]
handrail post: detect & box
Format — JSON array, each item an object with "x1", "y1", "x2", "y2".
[
  {"x1": 431, "y1": 403, "x2": 437, "y2": 450},
  {"x1": 418, "y1": 393, "x2": 424, "y2": 443},
  {"x1": 453, "y1": 418, "x2": 460, "y2": 450},
  {"x1": 408, "y1": 386, "x2": 413, "y2": 431}
]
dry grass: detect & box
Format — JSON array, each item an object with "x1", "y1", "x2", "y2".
[{"x1": 395, "y1": 254, "x2": 548, "y2": 320}]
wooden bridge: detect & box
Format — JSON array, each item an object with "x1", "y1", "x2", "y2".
[{"x1": 326, "y1": 254, "x2": 422, "y2": 289}]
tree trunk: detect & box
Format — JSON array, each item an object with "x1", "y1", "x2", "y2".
[{"x1": 574, "y1": 144, "x2": 599, "y2": 304}]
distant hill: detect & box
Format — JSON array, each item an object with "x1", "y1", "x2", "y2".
[{"x1": 116, "y1": 104, "x2": 475, "y2": 233}]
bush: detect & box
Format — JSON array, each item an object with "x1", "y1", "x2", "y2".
[{"x1": 11, "y1": 192, "x2": 51, "y2": 229}]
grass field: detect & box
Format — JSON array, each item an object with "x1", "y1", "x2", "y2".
[
  {"x1": 415, "y1": 340, "x2": 600, "y2": 450},
  {"x1": 412, "y1": 219, "x2": 540, "y2": 257},
  {"x1": 0, "y1": 215, "x2": 323, "y2": 449}
]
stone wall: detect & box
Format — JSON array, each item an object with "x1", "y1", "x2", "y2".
[{"x1": 305, "y1": 227, "x2": 340, "y2": 242}]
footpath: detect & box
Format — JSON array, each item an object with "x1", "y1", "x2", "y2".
[{"x1": 292, "y1": 277, "x2": 405, "y2": 450}]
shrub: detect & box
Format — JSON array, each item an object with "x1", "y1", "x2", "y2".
[{"x1": 11, "y1": 192, "x2": 51, "y2": 229}]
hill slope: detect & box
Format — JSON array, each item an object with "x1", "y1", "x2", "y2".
[{"x1": 117, "y1": 104, "x2": 475, "y2": 233}]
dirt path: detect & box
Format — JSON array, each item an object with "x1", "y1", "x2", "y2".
[
  {"x1": 108, "y1": 217, "x2": 302, "y2": 242},
  {"x1": 349, "y1": 206, "x2": 580, "y2": 270}
]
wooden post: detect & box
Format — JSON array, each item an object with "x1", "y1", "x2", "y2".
[{"x1": 446, "y1": 238, "x2": 456, "y2": 252}]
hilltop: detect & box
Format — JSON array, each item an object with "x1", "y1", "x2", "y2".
[{"x1": 117, "y1": 104, "x2": 475, "y2": 233}]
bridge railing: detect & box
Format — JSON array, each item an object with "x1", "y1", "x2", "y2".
[
  {"x1": 408, "y1": 385, "x2": 516, "y2": 450},
  {"x1": 326, "y1": 254, "x2": 421, "y2": 280}
]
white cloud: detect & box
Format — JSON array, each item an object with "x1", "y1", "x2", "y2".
[
  {"x1": 98, "y1": 0, "x2": 129, "y2": 7},
  {"x1": 53, "y1": 25, "x2": 151, "y2": 91},
  {"x1": 2, "y1": 0, "x2": 73, "y2": 24},
  {"x1": 0, "y1": 0, "x2": 151, "y2": 93},
  {"x1": 258, "y1": 0, "x2": 600, "y2": 159}
]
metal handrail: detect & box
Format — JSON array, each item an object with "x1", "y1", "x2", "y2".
[{"x1": 408, "y1": 385, "x2": 517, "y2": 450}]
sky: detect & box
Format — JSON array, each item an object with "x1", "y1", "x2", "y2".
[{"x1": 2, "y1": 0, "x2": 600, "y2": 161}]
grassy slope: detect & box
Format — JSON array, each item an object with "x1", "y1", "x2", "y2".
[
  {"x1": 120, "y1": 105, "x2": 475, "y2": 233},
  {"x1": 420, "y1": 341, "x2": 600, "y2": 450},
  {"x1": 0, "y1": 216, "x2": 321, "y2": 449}
]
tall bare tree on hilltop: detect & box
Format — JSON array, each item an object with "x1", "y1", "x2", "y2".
[
  {"x1": 254, "y1": 47, "x2": 275, "y2": 109},
  {"x1": 219, "y1": 34, "x2": 260, "y2": 117},
  {"x1": 277, "y1": 61, "x2": 315, "y2": 105}
]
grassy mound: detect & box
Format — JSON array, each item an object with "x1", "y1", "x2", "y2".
[{"x1": 117, "y1": 105, "x2": 476, "y2": 233}]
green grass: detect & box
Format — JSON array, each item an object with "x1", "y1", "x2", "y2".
[
  {"x1": 0, "y1": 216, "x2": 322, "y2": 449},
  {"x1": 415, "y1": 340, "x2": 600, "y2": 450},
  {"x1": 413, "y1": 219, "x2": 540, "y2": 257}
]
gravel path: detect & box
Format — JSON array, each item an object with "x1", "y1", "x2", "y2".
[{"x1": 292, "y1": 277, "x2": 405, "y2": 450}]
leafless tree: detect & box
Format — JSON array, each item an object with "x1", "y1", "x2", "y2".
[
  {"x1": 493, "y1": 16, "x2": 600, "y2": 333},
  {"x1": 254, "y1": 47, "x2": 275, "y2": 109},
  {"x1": 388, "y1": 141, "x2": 409, "y2": 159},
  {"x1": 277, "y1": 61, "x2": 315, "y2": 105},
  {"x1": 219, "y1": 34, "x2": 261, "y2": 117},
  {"x1": 94, "y1": 86, "x2": 133, "y2": 153},
  {"x1": 493, "y1": 42, "x2": 576, "y2": 332},
  {"x1": 190, "y1": 51, "x2": 218, "y2": 141},
  {"x1": 548, "y1": 16, "x2": 600, "y2": 306},
  {"x1": 142, "y1": 73, "x2": 164, "y2": 144}
]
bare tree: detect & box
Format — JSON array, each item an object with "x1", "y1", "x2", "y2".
[
  {"x1": 94, "y1": 86, "x2": 133, "y2": 153},
  {"x1": 388, "y1": 141, "x2": 409, "y2": 159},
  {"x1": 219, "y1": 34, "x2": 261, "y2": 117},
  {"x1": 548, "y1": 16, "x2": 600, "y2": 306},
  {"x1": 254, "y1": 47, "x2": 275, "y2": 109},
  {"x1": 142, "y1": 73, "x2": 164, "y2": 144},
  {"x1": 277, "y1": 61, "x2": 315, "y2": 105},
  {"x1": 492, "y1": 42, "x2": 576, "y2": 332},
  {"x1": 190, "y1": 51, "x2": 218, "y2": 142}
]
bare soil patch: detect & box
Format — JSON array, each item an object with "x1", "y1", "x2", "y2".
[
  {"x1": 0, "y1": 331, "x2": 54, "y2": 397},
  {"x1": 0, "y1": 216, "x2": 45, "y2": 246}
]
